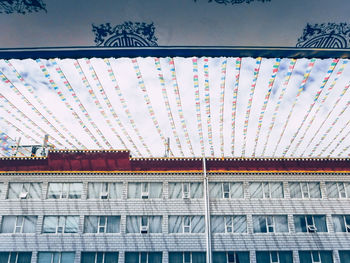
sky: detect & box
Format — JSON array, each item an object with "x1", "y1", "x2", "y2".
[{"x1": 0, "y1": 57, "x2": 350, "y2": 158}]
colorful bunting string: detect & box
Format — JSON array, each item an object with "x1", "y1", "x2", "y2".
[
  {"x1": 231, "y1": 58, "x2": 241, "y2": 156},
  {"x1": 324, "y1": 119, "x2": 350, "y2": 157},
  {"x1": 132, "y1": 58, "x2": 173, "y2": 157},
  {"x1": 272, "y1": 58, "x2": 316, "y2": 157},
  {"x1": 0, "y1": 70, "x2": 76, "y2": 149},
  {"x1": 155, "y1": 58, "x2": 184, "y2": 156},
  {"x1": 0, "y1": 131, "x2": 13, "y2": 156},
  {"x1": 252, "y1": 58, "x2": 280, "y2": 157},
  {"x1": 219, "y1": 59, "x2": 227, "y2": 157},
  {"x1": 299, "y1": 60, "x2": 348, "y2": 156},
  {"x1": 36, "y1": 59, "x2": 104, "y2": 149},
  {"x1": 261, "y1": 59, "x2": 296, "y2": 156},
  {"x1": 192, "y1": 58, "x2": 205, "y2": 157},
  {"x1": 242, "y1": 57, "x2": 262, "y2": 157},
  {"x1": 84, "y1": 58, "x2": 142, "y2": 156},
  {"x1": 105, "y1": 58, "x2": 152, "y2": 157},
  {"x1": 282, "y1": 59, "x2": 339, "y2": 157},
  {"x1": 4, "y1": 60, "x2": 86, "y2": 149},
  {"x1": 204, "y1": 58, "x2": 214, "y2": 157}
]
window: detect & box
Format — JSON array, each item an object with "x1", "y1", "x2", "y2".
[
  {"x1": 126, "y1": 216, "x2": 162, "y2": 233},
  {"x1": 125, "y1": 252, "x2": 162, "y2": 263},
  {"x1": 332, "y1": 215, "x2": 350, "y2": 232},
  {"x1": 37, "y1": 252, "x2": 75, "y2": 263},
  {"x1": 169, "y1": 252, "x2": 206, "y2": 263},
  {"x1": 84, "y1": 216, "x2": 120, "y2": 233},
  {"x1": 81, "y1": 252, "x2": 118, "y2": 263},
  {"x1": 1, "y1": 216, "x2": 37, "y2": 233},
  {"x1": 249, "y1": 182, "x2": 284, "y2": 199},
  {"x1": 47, "y1": 183, "x2": 83, "y2": 199},
  {"x1": 339, "y1": 251, "x2": 350, "y2": 263},
  {"x1": 7, "y1": 182, "x2": 41, "y2": 199},
  {"x1": 127, "y1": 182, "x2": 162, "y2": 199},
  {"x1": 326, "y1": 182, "x2": 350, "y2": 198},
  {"x1": 256, "y1": 251, "x2": 293, "y2": 263},
  {"x1": 169, "y1": 182, "x2": 203, "y2": 199},
  {"x1": 211, "y1": 216, "x2": 247, "y2": 233},
  {"x1": 212, "y1": 252, "x2": 249, "y2": 263},
  {"x1": 42, "y1": 216, "x2": 79, "y2": 233},
  {"x1": 209, "y1": 182, "x2": 243, "y2": 199},
  {"x1": 253, "y1": 216, "x2": 288, "y2": 233},
  {"x1": 294, "y1": 215, "x2": 327, "y2": 233},
  {"x1": 0, "y1": 183, "x2": 3, "y2": 198},
  {"x1": 0, "y1": 252, "x2": 32, "y2": 263},
  {"x1": 88, "y1": 182, "x2": 122, "y2": 199},
  {"x1": 289, "y1": 182, "x2": 321, "y2": 198},
  {"x1": 168, "y1": 216, "x2": 205, "y2": 233},
  {"x1": 299, "y1": 251, "x2": 333, "y2": 263}
]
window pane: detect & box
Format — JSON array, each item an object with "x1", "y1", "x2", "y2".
[
  {"x1": 107, "y1": 216, "x2": 120, "y2": 233},
  {"x1": 104, "y1": 252, "x2": 119, "y2": 263},
  {"x1": 1, "y1": 216, "x2": 16, "y2": 233},
  {"x1": 169, "y1": 252, "x2": 183, "y2": 263},
  {"x1": 0, "y1": 252, "x2": 9, "y2": 263},
  {"x1": 128, "y1": 183, "x2": 141, "y2": 199},
  {"x1": 299, "y1": 251, "x2": 312, "y2": 263},
  {"x1": 271, "y1": 183, "x2": 283, "y2": 198},
  {"x1": 149, "y1": 183, "x2": 163, "y2": 198},
  {"x1": 47, "y1": 183, "x2": 61, "y2": 199},
  {"x1": 253, "y1": 216, "x2": 267, "y2": 233},
  {"x1": 236, "y1": 252, "x2": 250, "y2": 263},
  {"x1": 211, "y1": 216, "x2": 225, "y2": 233},
  {"x1": 294, "y1": 215, "x2": 306, "y2": 232},
  {"x1": 314, "y1": 216, "x2": 327, "y2": 232},
  {"x1": 8, "y1": 183, "x2": 22, "y2": 199},
  {"x1": 149, "y1": 216, "x2": 162, "y2": 233},
  {"x1": 326, "y1": 182, "x2": 338, "y2": 198},
  {"x1": 231, "y1": 183, "x2": 243, "y2": 198},
  {"x1": 81, "y1": 252, "x2": 96, "y2": 263},
  {"x1": 309, "y1": 183, "x2": 321, "y2": 198},
  {"x1": 345, "y1": 183, "x2": 350, "y2": 198},
  {"x1": 23, "y1": 216, "x2": 37, "y2": 233},
  {"x1": 126, "y1": 216, "x2": 140, "y2": 233},
  {"x1": 191, "y1": 216, "x2": 205, "y2": 233},
  {"x1": 168, "y1": 216, "x2": 182, "y2": 233},
  {"x1": 192, "y1": 252, "x2": 206, "y2": 263},
  {"x1": 17, "y1": 252, "x2": 32, "y2": 263},
  {"x1": 65, "y1": 216, "x2": 79, "y2": 233},
  {"x1": 60, "y1": 252, "x2": 75, "y2": 263},
  {"x1": 109, "y1": 183, "x2": 122, "y2": 199},
  {"x1": 233, "y1": 216, "x2": 247, "y2": 233},
  {"x1": 148, "y1": 252, "x2": 162, "y2": 263},
  {"x1": 29, "y1": 183, "x2": 41, "y2": 199},
  {"x1": 190, "y1": 183, "x2": 203, "y2": 199},
  {"x1": 84, "y1": 216, "x2": 98, "y2": 233},
  {"x1": 333, "y1": 215, "x2": 346, "y2": 232},
  {"x1": 275, "y1": 216, "x2": 288, "y2": 233},
  {"x1": 88, "y1": 183, "x2": 100, "y2": 199},
  {"x1": 256, "y1": 251, "x2": 270, "y2": 263},
  {"x1": 212, "y1": 252, "x2": 226, "y2": 263},
  {"x1": 169, "y1": 183, "x2": 182, "y2": 199},
  {"x1": 43, "y1": 216, "x2": 57, "y2": 233},
  {"x1": 38, "y1": 252, "x2": 52, "y2": 263},
  {"x1": 125, "y1": 252, "x2": 138, "y2": 263},
  {"x1": 68, "y1": 183, "x2": 82, "y2": 199},
  {"x1": 278, "y1": 251, "x2": 293, "y2": 263},
  {"x1": 320, "y1": 251, "x2": 333, "y2": 263},
  {"x1": 0, "y1": 183, "x2": 2, "y2": 197},
  {"x1": 250, "y1": 183, "x2": 263, "y2": 198},
  {"x1": 339, "y1": 251, "x2": 350, "y2": 263},
  {"x1": 289, "y1": 183, "x2": 302, "y2": 198},
  {"x1": 209, "y1": 183, "x2": 222, "y2": 199}
]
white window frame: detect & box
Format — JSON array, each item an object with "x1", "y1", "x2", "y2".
[
  {"x1": 100, "y1": 183, "x2": 109, "y2": 199},
  {"x1": 225, "y1": 216, "x2": 233, "y2": 233},
  {"x1": 183, "y1": 216, "x2": 191, "y2": 233},
  {"x1": 269, "y1": 252, "x2": 280, "y2": 263},
  {"x1": 46, "y1": 252, "x2": 68, "y2": 263},
  {"x1": 7, "y1": 252, "x2": 19, "y2": 263},
  {"x1": 14, "y1": 216, "x2": 25, "y2": 233},
  {"x1": 141, "y1": 183, "x2": 149, "y2": 199},
  {"x1": 140, "y1": 216, "x2": 149, "y2": 234},
  {"x1": 183, "y1": 252, "x2": 191, "y2": 263},
  {"x1": 342, "y1": 215, "x2": 350, "y2": 232},
  {"x1": 266, "y1": 216, "x2": 275, "y2": 233},
  {"x1": 337, "y1": 183, "x2": 348, "y2": 199},
  {"x1": 311, "y1": 251, "x2": 321, "y2": 263},
  {"x1": 98, "y1": 216, "x2": 107, "y2": 233},
  {"x1": 182, "y1": 183, "x2": 190, "y2": 199},
  {"x1": 139, "y1": 252, "x2": 149, "y2": 263},
  {"x1": 222, "y1": 183, "x2": 230, "y2": 199},
  {"x1": 56, "y1": 216, "x2": 66, "y2": 234},
  {"x1": 305, "y1": 216, "x2": 317, "y2": 233},
  {"x1": 47, "y1": 183, "x2": 82, "y2": 199},
  {"x1": 227, "y1": 252, "x2": 236, "y2": 263}
]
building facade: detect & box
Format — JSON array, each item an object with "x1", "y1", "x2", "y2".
[{"x1": 0, "y1": 150, "x2": 350, "y2": 263}]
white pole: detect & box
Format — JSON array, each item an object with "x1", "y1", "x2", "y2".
[{"x1": 203, "y1": 157, "x2": 212, "y2": 263}]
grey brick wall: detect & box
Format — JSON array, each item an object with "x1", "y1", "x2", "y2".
[{"x1": 0, "y1": 172, "x2": 349, "y2": 263}]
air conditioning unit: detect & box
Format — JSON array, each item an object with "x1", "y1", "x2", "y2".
[
  {"x1": 57, "y1": 226, "x2": 63, "y2": 233},
  {"x1": 307, "y1": 225, "x2": 317, "y2": 232},
  {"x1": 141, "y1": 192, "x2": 149, "y2": 199},
  {"x1": 100, "y1": 192, "x2": 108, "y2": 199},
  {"x1": 183, "y1": 191, "x2": 190, "y2": 199},
  {"x1": 141, "y1": 226, "x2": 148, "y2": 233},
  {"x1": 19, "y1": 192, "x2": 28, "y2": 199}
]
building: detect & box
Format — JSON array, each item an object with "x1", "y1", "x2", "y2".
[{"x1": 0, "y1": 150, "x2": 350, "y2": 263}]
